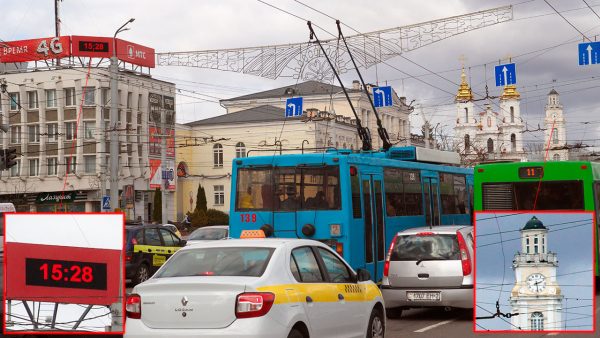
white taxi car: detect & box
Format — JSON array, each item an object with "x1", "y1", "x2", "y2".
[{"x1": 125, "y1": 231, "x2": 385, "y2": 338}]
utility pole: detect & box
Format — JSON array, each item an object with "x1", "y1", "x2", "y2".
[
  {"x1": 109, "y1": 18, "x2": 134, "y2": 333},
  {"x1": 160, "y1": 105, "x2": 168, "y2": 225},
  {"x1": 54, "y1": 0, "x2": 61, "y2": 66}
]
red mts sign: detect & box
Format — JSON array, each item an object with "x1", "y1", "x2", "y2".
[
  {"x1": 5, "y1": 242, "x2": 121, "y2": 305},
  {"x1": 116, "y1": 38, "x2": 155, "y2": 68},
  {"x1": 0, "y1": 36, "x2": 71, "y2": 63},
  {"x1": 71, "y1": 35, "x2": 113, "y2": 58}
]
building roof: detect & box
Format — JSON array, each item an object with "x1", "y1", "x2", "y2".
[
  {"x1": 548, "y1": 88, "x2": 559, "y2": 95},
  {"x1": 221, "y1": 80, "x2": 360, "y2": 102},
  {"x1": 185, "y1": 105, "x2": 292, "y2": 126},
  {"x1": 522, "y1": 216, "x2": 546, "y2": 230}
]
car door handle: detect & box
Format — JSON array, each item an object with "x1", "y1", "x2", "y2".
[
  {"x1": 168, "y1": 250, "x2": 172, "y2": 253},
  {"x1": 148, "y1": 249, "x2": 152, "y2": 252},
  {"x1": 338, "y1": 294, "x2": 344, "y2": 301},
  {"x1": 306, "y1": 296, "x2": 313, "y2": 303},
  {"x1": 418, "y1": 273, "x2": 429, "y2": 278}
]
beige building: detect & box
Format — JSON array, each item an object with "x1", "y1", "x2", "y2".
[{"x1": 0, "y1": 68, "x2": 176, "y2": 221}]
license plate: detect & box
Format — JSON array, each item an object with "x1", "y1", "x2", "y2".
[{"x1": 407, "y1": 291, "x2": 441, "y2": 301}]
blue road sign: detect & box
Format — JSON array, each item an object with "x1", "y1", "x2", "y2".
[
  {"x1": 285, "y1": 97, "x2": 303, "y2": 117},
  {"x1": 494, "y1": 63, "x2": 517, "y2": 86},
  {"x1": 102, "y1": 196, "x2": 111, "y2": 210},
  {"x1": 579, "y1": 42, "x2": 600, "y2": 65},
  {"x1": 372, "y1": 86, "x2": 393, "y2": 107}
]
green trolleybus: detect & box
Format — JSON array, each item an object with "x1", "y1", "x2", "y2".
[{"x1": 474, "y1": 161, "x2": 600, "y2": 276}]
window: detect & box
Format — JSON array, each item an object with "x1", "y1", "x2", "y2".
[
  {"x1": 526, "y1": 237, "x2": 530, "y2": 253},
  {"x1": 439, "y1": 173, "x2": 468, "y2": 214},
  {"x1": 84, "y1": 155, "x2": 96, "y2": 173},
  {"x1": 46, "y1": 89, "x2": 57, "y2": 108},
  {"x1": 83, "y1": 87, "x2": 95, "y2": 106},
  {"x1": 127, "y1": 92, "x2": 132, "y2": 109},
  {"x1": 10, "y1": 126, "x2": 21, "y2": 144},
  {"x1": 27, "y1": 91, "x2": 38, "y2": 109},
  {"x1": 464, "y1": 107, "x2": 469, "y2": 123},
  {"x1": 553, "y1": 154, "x2": 560, "y2": 161},
  {"x1": 47, "y1": 123, "x2": 58, "y2": 142},
  {"x1": 9, "y1": 93, "x2": 19, "y2": 110},
  {"x1": 66, "y1": 156, "x2": 77, "y2": 174},
  {"x1": 101, "y1": 88, "x2": 109, "y2": 106},
  {"x1": 213, "y1": 143, "x2": 223, "y2": 167},
  {"x1": 534, "y1": 237, "x2": 538, "y2": 254},
  {"x1": 235, "y1": 142, "x2": 246, "y2": 158},
  {"x1": 47, "y1": 157, "x2": 58, "y2": 175},
  {"x1": 531, "y1": 312, "x2": 543, "y2": 331},
  {"x1": 351, "y1": 169, "x2": 361, "y2": 218},
  {"x1": 214, "y1": 185, "x2": 225, "y2": 206},
  {"x1": 487, "y1": 116, "x2": 492, "y2": 127},
  {"x1": 464, "y1": 134, "x2": 470, "y2": 151},
  {"x1": 28, "y1": 125, "x2": 40, "y2": 143},
  {"x1": 291, "y1": 247, "x2": 324, "y2": 282},
  {"x1": 144, "y1": 228, "x2": 162, "y2": 246},
  {"x1": 65, "y1": 122, "x2": 76, "y2": 140},
  {"x1": 390, "y1": 234, "x2": 460, "y2": 261},
  {"x1": 510, "y1": 106, "x2": 514, "y2": 123},
  {"x1": 137, "y1": 94, "x2": 142, "y2": 110},
  {"x1": 83, "y1": 121, "x2": 95, "y2": 139},
  {"x1": 64, "y1": 88, "x2": 76, "y2": 106},
  {"x1": 10, "y1": 160, "x2": 20, "y2": 177},
  {"x1": 487, "y1": 138, "x2": 494, "y2": 153},
  {"x1": 483, "y1": 181, "x2": 584, "y2": 211},
  {"x1": 317, "y1": 248, "x2": 353, "y2": 283},
  {"x1": 29, "y1": 158, "x2": 39, "y2": 176},
  {"x1": 159, "y1": 228, "x2": 178, "y2": 246},
  {"x1": 553, "y1": 131, "x2": 559, "y2": 144},
  {"x1": 383, "y1": 168, "x2": 422, "y2": 216}
]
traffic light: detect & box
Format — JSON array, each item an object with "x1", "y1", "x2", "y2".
[{"x1": 1, "y1": 148, "x2": 18, "y2": 170}]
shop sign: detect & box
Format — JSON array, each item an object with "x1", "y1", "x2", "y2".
[{"x1": 35, "y1": 191, "x2": 77, "y2": 204}]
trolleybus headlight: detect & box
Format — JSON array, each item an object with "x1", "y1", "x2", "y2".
[
  {"x1": 260, "y1": 224, "x2": 274, "y2": 237},
  {"x1": 302, "y1": 223, "x2": 316, "y2": 237}
]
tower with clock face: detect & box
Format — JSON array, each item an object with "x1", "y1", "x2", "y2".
[
  {"x1": 544, "y1": 89, "x2": 568, "y2": 161},
  {"x1": 509, "y1": 216, "x2": 562, "y2": 330}
]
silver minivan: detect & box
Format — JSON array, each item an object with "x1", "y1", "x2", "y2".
[{"x1": 381, "y1": 225, "x2": 474, "y2": 319}]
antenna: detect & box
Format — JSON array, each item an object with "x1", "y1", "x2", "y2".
[
  {"x1": 336, "y1": 21, "x2": 392, "y2": 151},
  {"x1": 307, "y1": 21, "x2": 372, "y2": 151}
]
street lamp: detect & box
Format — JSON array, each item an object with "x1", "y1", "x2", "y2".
[{"x1": 108, "y1": 18, "x2": 134, "y2": 334}]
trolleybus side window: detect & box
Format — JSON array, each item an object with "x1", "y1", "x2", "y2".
[
  {"x1": 440, "y1": 173, "x2": 467, "y2": 214},
  {"x1": 236, "y1": 168, "x2": 272, "y2": 210},
  {"x1": 482, "y1": 181, "x2": 584, "y2": 210},
  {"x1": 351, "y1": 170, "x2": 361, "y2": 218},
  {"x1": 363, "y1": 180, "x2": 373, "y2": 264},
  {"x1": 594, "y1": 182, "x2": 600, "y2": 221},
  {"x1": 383, "y1": 168, "x2": 422, "y2": 217}
]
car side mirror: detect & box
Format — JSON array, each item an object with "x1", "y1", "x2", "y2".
[
  {"x1": 180, "y1": 239, "x2": 187, "y2": 246},
  {"x1": 356, "y1": 268, "x2": 371, "y2": 282}
]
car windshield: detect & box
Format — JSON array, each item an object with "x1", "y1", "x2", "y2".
[
  {"x1": 391, "y1": 234, "x2": 459, "y2": 261},
  {"x1": 155, "y1": 247, "x2": 274, "y2": 278},
  {"x1": 189, "y1": 228, "x2": 228, "y2": 240}
]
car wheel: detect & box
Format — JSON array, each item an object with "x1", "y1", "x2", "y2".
[
  {"x1": 367, "y1": 308, "x2": 385, "y2": 338},
  {"x1": 386, "y1": 307, "x2": 403, "y2": 319},
  {"x1": 287, "y1": 328, "x2": 304, "y2": 338},
  {"x1": 133, "y1": 263, "x2": 150, "y2": 285}
]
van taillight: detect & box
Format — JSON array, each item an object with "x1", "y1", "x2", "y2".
[
  {"x1": 336, "y1": 242, "x2": 344, "y2": 255},
  {"x1": 126, "y1": 294, "x2": 141, "y2": 319},
  {"x1": 235, "y1": 292, "x2": 275, "y2": 318},
  {"x1": 384, "y1": 234, "x2": 398, "y2": 277},
  {"x1": 456, "y1": 231, "x2": 471, "y2": 276}
]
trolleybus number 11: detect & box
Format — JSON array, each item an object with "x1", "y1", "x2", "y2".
[
  {"x1": 518, "y1": 166, "x2": 544, "y2": 179},
  {"x1": 240, "y1": 213, "x2": 257, "y2": 223}
]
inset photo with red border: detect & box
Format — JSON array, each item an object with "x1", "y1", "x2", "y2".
[
  {"x1": 3, "y1": 213, "x2": 124, "y2": 334},
  {"x1": 474, "y1": 211, "x2": 596, "y2": 333}
]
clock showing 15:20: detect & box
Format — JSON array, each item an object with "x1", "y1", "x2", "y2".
[{"x1": 25, "y1": 258, "x2": 108, "y2": 290}]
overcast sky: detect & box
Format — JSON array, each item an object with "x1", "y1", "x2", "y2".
[
  {"x1": 475, "y1": 212, "x2": 594, "y2": 331},
  {"x1": 2, "y1": 0, "x2": 600, "y2": 147}
]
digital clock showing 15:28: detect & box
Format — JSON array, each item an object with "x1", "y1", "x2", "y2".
[{"x1": 25, "y1": 258, "x2": 108, "y2": 290}]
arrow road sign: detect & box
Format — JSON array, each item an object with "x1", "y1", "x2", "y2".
[
  {"x1": 102, "y1": 196, "x2": 111, "y2": 210},
  {"x1": 372, "y1": 86, "x2": 393, "y2": 107},
  {"x1": 578, "y1": 42, "x2": 600, "y2": 65},
  {"x1": 495, "y1": 63, "x2": 516, "y2": 86},
  {"x1": 285, "y1": 97, "x2": 303, "y2": 117}
]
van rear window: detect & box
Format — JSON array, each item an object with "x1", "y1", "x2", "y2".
[{"x1": 390, "y1": 234, "x2": 459, "y2": 261}]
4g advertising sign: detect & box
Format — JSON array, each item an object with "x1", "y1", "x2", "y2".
[{"x1": 0, "y1": 36, "x2": 71, "y2": 62}]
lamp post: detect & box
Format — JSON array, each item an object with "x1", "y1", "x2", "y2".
[{"x1": 109, "y1": 18, "x2": 134, "y2": 333}]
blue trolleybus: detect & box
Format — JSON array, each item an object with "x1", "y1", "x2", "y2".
[{"x1": 229, "y1": 146, "x2": 474, "y2": 281}]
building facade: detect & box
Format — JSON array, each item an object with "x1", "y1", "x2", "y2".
[
  {"x1": 510, "y1": 216, "x2": 562, "y2": 331},
  {"x1": 0, "y1": 68, "x2": 176, "y2": 221}
]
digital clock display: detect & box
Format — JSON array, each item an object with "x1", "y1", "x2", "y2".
[
  {"x1": 78, "y1": 40, "x2": 109, "y2": 53},
  {"x1": 25, "y1": 258, "x2": 107, "y2": 290},
  {"x1": 518, "y1": 166, "x2": 544, "y2": 179}
]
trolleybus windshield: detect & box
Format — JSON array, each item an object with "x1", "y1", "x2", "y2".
[
  {"x1": 235, "y1": 166, "x2": 341, "y2": 211},
  {"x1": 482, "y1": 180, "x2": 584, "y2": 210}
]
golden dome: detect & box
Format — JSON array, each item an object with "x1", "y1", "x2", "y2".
[
  {"x1": 501, "y1": 84, "x2": 521, "y2": 100},
  {"x1": 455, "y1": 68, "x2": 473, "y2": 102}
]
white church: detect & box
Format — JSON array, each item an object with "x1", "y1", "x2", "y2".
[{"x1": 453, "y1": 70, "x2": 568, "y2": 163}]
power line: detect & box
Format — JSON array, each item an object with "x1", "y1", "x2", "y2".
[{"x1": 543, "y1": 0, "x2": 591, "y2": 41}]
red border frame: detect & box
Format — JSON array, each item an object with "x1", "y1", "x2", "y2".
[
  {"x1": 2, "y1": 212, "x2": 125, "y2": 335},
  {"x1": 473, "y1": 210, "x2": 597, "y2": 334}
]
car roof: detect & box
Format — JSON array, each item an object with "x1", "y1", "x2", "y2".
[
  {"x1": 396, "y1": 225, "x2": 472, "y2": 235},
  {"x1": 177, "y1": 238, "x2": 320, "y2": 251}
]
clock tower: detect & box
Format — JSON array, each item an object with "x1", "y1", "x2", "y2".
[
  {"x1": 509, "y1": 216, "x2": 563, "y2": 330},
  {"x1": 544, "y1": 89, "x2": 568, "y2": 161}
]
